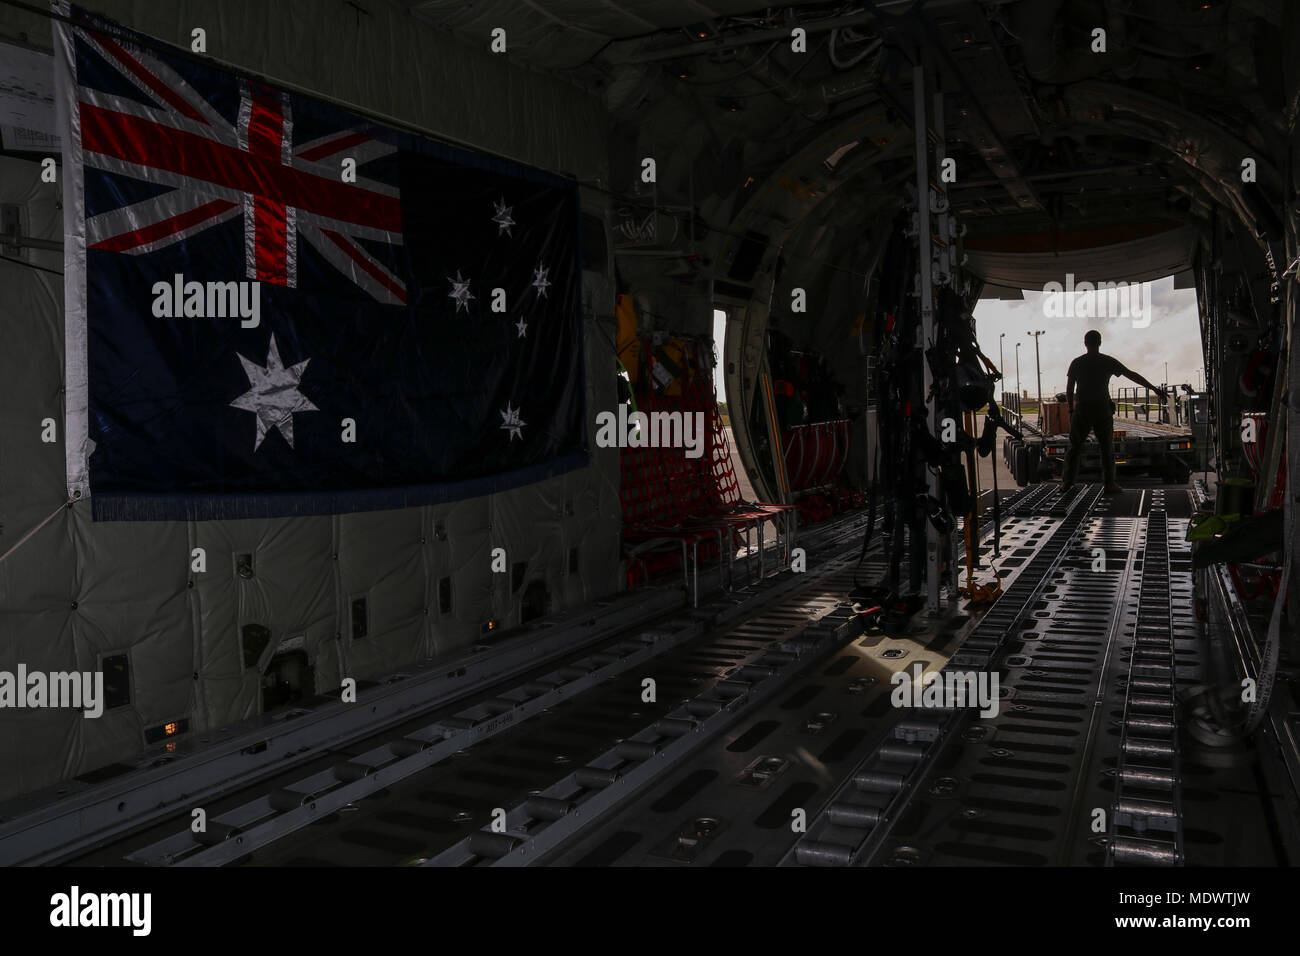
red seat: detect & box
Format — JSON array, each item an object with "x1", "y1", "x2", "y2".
[{"x1": 619, "y1": 336, "x2": 795, "y2": 603}]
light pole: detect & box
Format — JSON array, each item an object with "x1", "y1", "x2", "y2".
[
  {"x1": 999, "y1": 332, "x2": 1006, "y2": 402},
  {"x1": 1014, "y1": 342, "x2": 1021, "y2": 413},
  {"x1": 1163, "y1": 361, "x2": 1170, "y2": 422},
  {"x1": 1029, "y1": 330, "x2": 1045, "y2": 430}
]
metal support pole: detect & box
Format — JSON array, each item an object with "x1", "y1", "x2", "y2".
[
  {"x1": 1030, "y1": 330, "x2": 1045, "y2": 432},
  {"x1": 934, "y1": 88, "x2": 960, "y2": 599},
  {"x1": 913, "y1": 63, "x2": 940, "y2": 614}
]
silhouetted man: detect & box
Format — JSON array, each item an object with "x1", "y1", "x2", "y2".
[{"x1": 1062, "y1": 330, "x2": 1168, "y2": 494}]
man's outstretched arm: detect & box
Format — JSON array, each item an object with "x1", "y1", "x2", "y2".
[{"x1": 1122, "y1": 366, "x2": 1168, "y2": 398}]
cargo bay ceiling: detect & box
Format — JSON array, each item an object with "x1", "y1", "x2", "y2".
[
  {"x1": 400, "y1": 0, "x2": 1291, "y2": 308},
  {"x1": 403, "y1": 0, "x2": 1292, "y2": 501}
]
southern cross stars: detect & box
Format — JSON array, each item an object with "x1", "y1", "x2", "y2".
[
  {"x1": 447, "y1": 270, "x2": 475, "y2": 312},
  {"x1": 230, "y1": 333, "x2": 318, "y2": 451},
  {"x1": 492, "y1": 197, "x2": 515, "y2": 237},
  {"x1": 531, "y1": 263, "x2": 550, "y2": 298},
  {"x1": 500, "y1": 403, "x2": 525, "y2": 441},
  {"x1": 515, "y1": 317, "x2": 528, "y2": 338}
]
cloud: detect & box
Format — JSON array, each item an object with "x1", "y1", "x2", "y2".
[{"x1": 975, "y1": 277, "x2": 1203, "y2": 397}]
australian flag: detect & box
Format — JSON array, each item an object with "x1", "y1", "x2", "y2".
[{"x1": 54, "y1": 4, "x2": 586, "y2": 520}]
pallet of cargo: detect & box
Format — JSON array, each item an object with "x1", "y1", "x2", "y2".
[{"x1": 1004, "y1": 417, "x2": 1195, "y2": 486}]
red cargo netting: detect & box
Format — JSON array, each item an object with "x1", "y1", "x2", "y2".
[
  {"x1": 708, "y1": 412, "x2": 742, "y2": 507},
  {"x1": 618, "y1": 335, "x2": 794, "y2": 599}
]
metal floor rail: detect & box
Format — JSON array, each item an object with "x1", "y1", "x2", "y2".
[
  {"x1": 4, "y1": 480, "x2": 1049, "y2": 867},
  {"x1": 111, "y1": 514, "x2": 879, "y2": 865},
  {"x1": 100, "y1": 486, "x2": 1046, "y2": 866},
  {"x1": 780, "y1": 485, "x2": 1105, "y2": 866},
  {"x1": 527, "y1": 485, "x2": 1286, "y2": 868},
  {"x1": 1108, "y1": 501, "x2": 1185, "y2": 865},
  {"x1": 0, "y1": 510, "x2": 868, "y2": 866}
]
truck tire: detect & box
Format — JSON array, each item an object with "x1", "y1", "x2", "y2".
[
  {"x1": 1026, "y1": 444, "x2": 1042, "y2": 483},
  {"x1": 1013, "y1": 445, "x2": 1028, "y2": 487}
]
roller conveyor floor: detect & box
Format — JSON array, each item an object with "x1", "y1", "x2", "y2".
[
  {"x1": 43, "y1": 481, "x2": 1294, "y2": 868},
  {"x1": 546, "y1": 481, "x2": 1289, "y2": 868}
]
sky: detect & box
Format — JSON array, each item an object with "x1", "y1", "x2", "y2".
[
  {"x1": 714, "y1": 309, "x2": 728, "y2": 402},
  {"x1": 973, "y1": 275, "x2": 1205, "y2": 399},
  {"x1": 713, "y1": 275, "x2": 1205, "y2": 405}
]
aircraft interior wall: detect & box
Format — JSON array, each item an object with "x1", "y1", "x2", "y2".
[
  {"x1": 0, "y1": 0, "x2": 1298, "y2": 897},
  {"x1": 0, "y1": 2, "x2": 622, "y2": 801},
  {"x1": 0, "y1": 0, "x2": 609, "y2": 178}
]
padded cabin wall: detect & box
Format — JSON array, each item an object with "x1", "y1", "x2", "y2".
[
  {"x1": 0, "y1": 156, "x2": 87, "y2": 797},
  {"x1": 564, "y1": 268, "x2": 621, "y2": 611},
  {"x1": 0, "y1": 3, "x2": 619, "y2": 802},
  {"x1": 0, "y1": 0, "x2": 607, "y2": 180}
]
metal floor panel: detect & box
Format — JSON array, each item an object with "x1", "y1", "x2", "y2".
[
  {"x1": 541, "y1": 483, "x2": 1284, "y2": 868},
  {"x1": 543, "y1": 513, "x2": 1078, "y2": 866},
  {"x1": 253, "y1": 574, "x2": 865, "y2": 865},
  {"x1": 62, "y1": 481, "x2": 1285, "y2": 868},
  {"x1": 70, "y1": 509, "x2": 889, "y2": 865}
]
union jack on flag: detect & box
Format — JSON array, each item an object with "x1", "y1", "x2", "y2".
[{"x1": 72, "y1": 24, "x2": 406, "y2": 304}]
